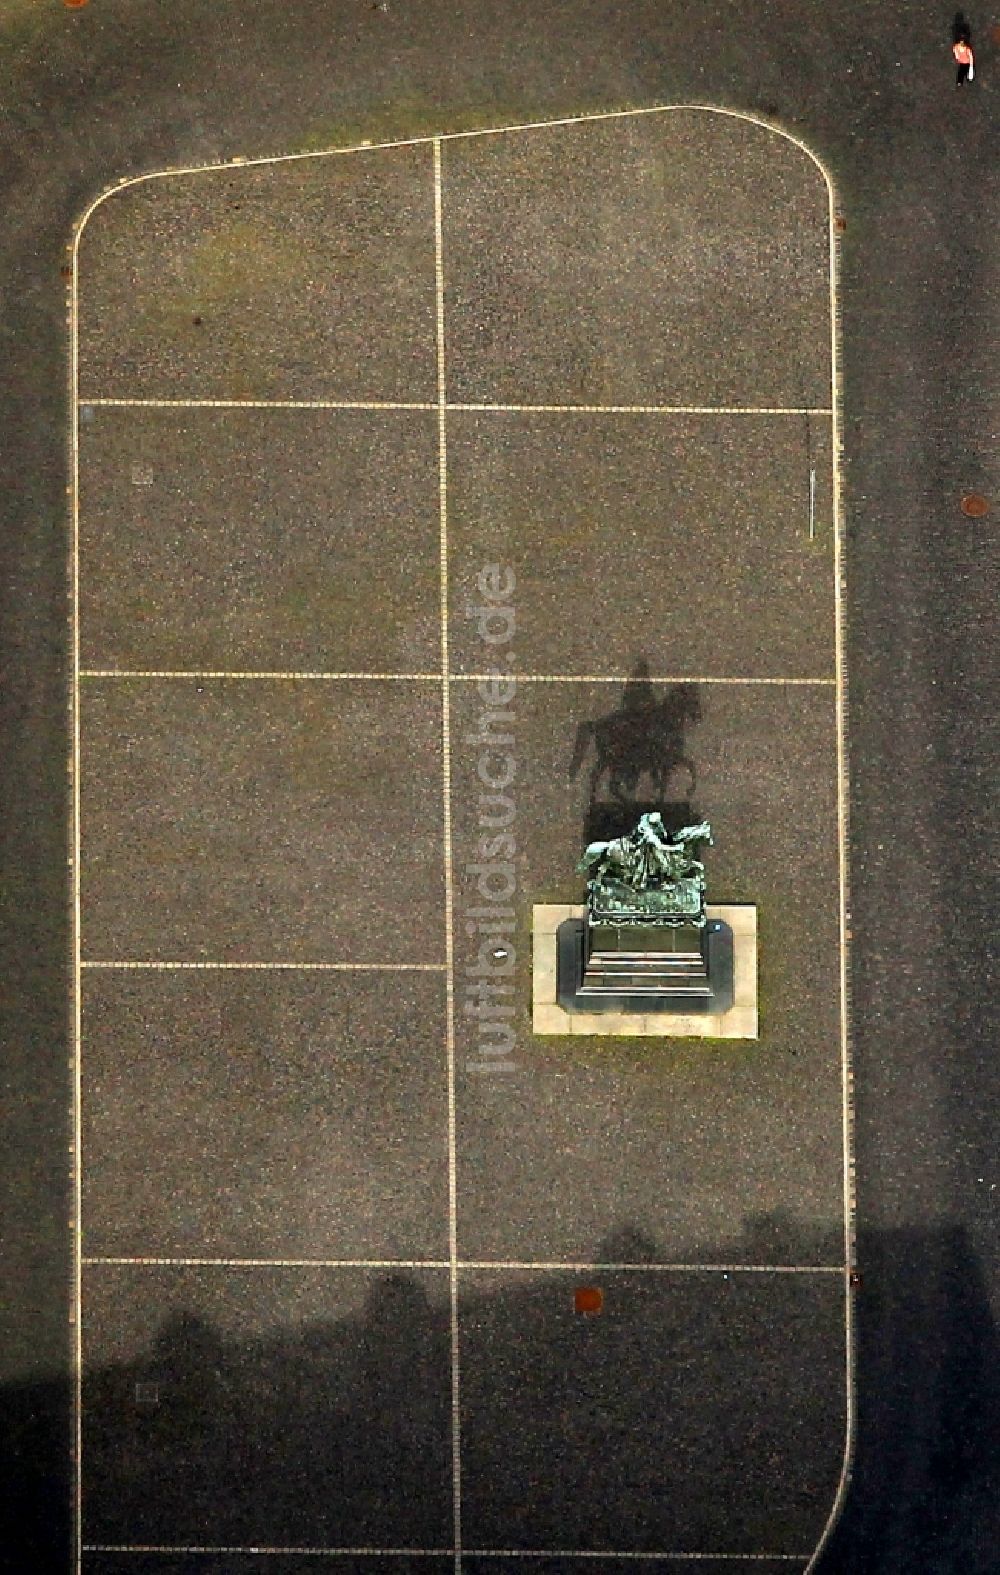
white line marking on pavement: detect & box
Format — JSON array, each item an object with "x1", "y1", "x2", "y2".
[
  {"x1": 80, "y1": 395, "x2": 830, "y2": 415},
  {"x1": 69, "y1": 181, "x2": 84, "y2": 1575},
  {"x1": 80, "y1": 960, "x2": 445, "y2": 971},
  {"x1": 82, "y1": 1547, "x2": 454, "y2": 1558},
  {"x1": 82, "y1": 397, "x2": 437, "y2": 410},
  {"x1": 67, "y1": 99, "x2": 857, "y2": 231},
  {"x1": 455, "y1": 674, "x2": 835, "y2": 686},
  {"x1": 468, "y1": 1554, "x2": 807, "y2": 1563},
  {"x1": 79, "y1": 669, "x2": 835, "y2": 685},
  {"x1": 83, "y1": 1257, "x2": 451, "y2": 1270},
  {"x1": 458, "y1": 1261, "x2": 845, "y2": 1274},
  {"x1": 82, "y1": 1546, "x2": 808, "y2": 1563},
  {"x1": 801, "y1": 139, "x2": 856, "y2": 1575},
  {"x1": 434, "y1": 136, "x2": 464, "y2": 1575},
  {"x1": 81, "y1": 1255, "x2": 843, "y2": 1274},
  {"x1": 80, "y1": 669, "x2": 442, "y2": 681},
  {"x1": 451, "y1": 402, "x2": 832, "y2": 416}
]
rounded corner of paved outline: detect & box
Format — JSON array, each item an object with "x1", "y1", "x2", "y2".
[{"x1": 72, "y1": 165, "x2": 170, "y2": 252}]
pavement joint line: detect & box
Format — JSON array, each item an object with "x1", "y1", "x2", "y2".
[
  {"x1": 79, "y1": 396, "x2": 831, "y2": 416},
  {"x1": 70, "y1": 175, "x2": 84, "y2": 1575},
  {"x1": 78, "y1": 670, "x2": 836, "y2": 685},
  {"x1": 80, "y1": 398, "x2": 437, "y2": 410},
  {"x1": 809, "y1": 141, "x2": 857, "y2": 1575},
  {"x1": 461, "y1": 675, "x2": 835, "y2": 686},
  {"x1": 80, "y1": 960, "x2": 445, "y2": 971},
  {"x1": 467, "y1": 1555, "x2": 808, "y2": 1563},
  {"x1": 80, "y1": 669, "x2": 444, "y2": 681},
  {"x1": 81, "y1": 1256, "x2": 845, "y2": 1273},
  {"x1": 434, "y1": 136, "x2": 464, "y2": 1575},
  {"x1": 450, "y1": 403, "x2": 832, "y2": 416},
  {"x1": 83, "y1": 1257, "x2": 453, "y2": 1269},
  {"x1": 83, "y1": 1547, "x2": 454, "y2": 1558},
  {"x1": 457, "y1": 1261, "x2": 846, "y2": 1274},
  {"x1": 81, "y1": 1548, "x2": 808, "y2": 1562}
]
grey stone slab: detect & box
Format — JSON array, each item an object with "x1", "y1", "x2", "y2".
[
  {"x1": 446, "y1": 410, "x2": 834, "y2": 680},
  {"x1": 82, "y1": 1264, "x2": 453, "y2": 1549},
  {"x1": 81, "y1": 969, "x2": 449, "y2": 1260},
  {"x1": 458, "y1": 1268, "x2": 845, "y2": 1552},
  {"x1": 78, "y1": 147, "x2": 438, "y2": 402},
  {"x1": 441, "y1": 113, "x2": 830, "y2": 408},
  {"x1": 78, "y1": 406, "x2": 440, "y2": 673},
  {"x1": 449, "y1": 679, "x2": 843, "y2": 1264},
  {"x1": 80, "y1": 679, "x2": 444, "y2": 962}
]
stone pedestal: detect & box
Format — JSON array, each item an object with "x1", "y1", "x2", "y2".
[
  {"x1": 533, "y1": 904, "x2": 758, "y2": 1039},
  {"x1": 558, "y1": 915, "x2": 732, "y2": 1014}
]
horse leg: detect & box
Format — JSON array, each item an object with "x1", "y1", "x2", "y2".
[{"x1": 568, "y1": 719, "x2": 593, "y2": 781}]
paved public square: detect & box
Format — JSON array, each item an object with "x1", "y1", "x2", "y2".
[{"x1": 73, "y1": 107, "x2": 849, "y2": 1569}]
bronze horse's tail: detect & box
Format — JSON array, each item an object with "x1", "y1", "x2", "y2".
[{"x1": 567, "y1": 718, "x2": 593, "y2": 780}]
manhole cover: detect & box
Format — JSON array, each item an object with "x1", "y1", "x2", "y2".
[{"x1": 961, "y1": 493, "x2": 989, "y2": 518}]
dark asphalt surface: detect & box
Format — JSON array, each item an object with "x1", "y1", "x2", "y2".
[{"x1": 1, "y1": 2, "x2": 997, "y2": 1571}]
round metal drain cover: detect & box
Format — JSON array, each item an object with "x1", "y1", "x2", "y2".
[{"x1": 961, "y1": 493, "x2": 989, "y2": 518}]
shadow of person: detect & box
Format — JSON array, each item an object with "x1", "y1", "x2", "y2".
[
  {"x1": 620, "y1": 656, "x2": 656, "y2": 714},
  {"x1": 739, "y1": 1207, "x2": 844, "y2": 1267},
  {"x1": 953, "y1": 11, "x2": 971, "y2": 44},
  {"x1": 595, "y1": 1224, "x2": 660, "y2": 1265}
]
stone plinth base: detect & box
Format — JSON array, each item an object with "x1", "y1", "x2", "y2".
[{"x1": 533, "y1": 904, "x2": 758, "y2": 1038}]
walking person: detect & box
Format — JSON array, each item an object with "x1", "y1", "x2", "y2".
[{"x1": 953, "y1": 23, "x2": 975, "y2": 85}]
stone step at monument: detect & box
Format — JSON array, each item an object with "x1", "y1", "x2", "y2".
[
  {"x1": 583, "y1": 918, "x2": 711, "y2": 996},
  {"x1": 585, "y1": 958, "x2": 707, "y2": 979},
  {"x1": 580, "y1": 949, "x2": 712, "y2": 998},
  {"x1": 587, "y1": 949, "x2": 705, "y2": 966},
  {"x1": 579, "y1": 977, "x2": 713, "y2": 998}
]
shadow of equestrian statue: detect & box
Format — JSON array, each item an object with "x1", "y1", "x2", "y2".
[{"x1": 568, "y1": 661, "x2": 702, "y2": 806}]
